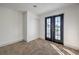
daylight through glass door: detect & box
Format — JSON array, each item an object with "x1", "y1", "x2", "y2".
[{"x1": 55, "y1": 16, "x2": 61, "y2": 40}]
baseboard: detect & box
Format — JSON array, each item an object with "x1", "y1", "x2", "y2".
[
  {"x1": 39, "y1": 37, "x2": 45, "y2": 40},
  {"x1": 0, "y1": 39, "x2": 23, "y2": 47},
  {"x1": 27, "y1": 38, "x2": 40, "y2": 42},
  {"x1": 64, "y1": 43, "x2": 79, "y2": 50}
]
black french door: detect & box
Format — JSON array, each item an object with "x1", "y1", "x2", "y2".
[
  {"x1": 45, "y1": 17, "x2": 52, "y2": 41},
  {"x1": 45, "y1": 14, "x2": 64, "y2": 44}
]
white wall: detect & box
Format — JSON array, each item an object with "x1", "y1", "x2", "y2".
[
  {"x1": 23, "y1": 11, "x2": 39, "y2": 42},
  {"x1": 0, "y1": 7, "x2": 23, "y2": 47},
  {"x1": 64, "y1": 5, "x2": 79, "y2": 50},
  {"x1": 39, "y1": 4, "x2": 79, "y2": 50},
  {"x1": 0, "y1": 7, "x2": 39, "y2": 47},
  {"x1": 23, "y1": 12, "x2": 27, "y2": 41}
]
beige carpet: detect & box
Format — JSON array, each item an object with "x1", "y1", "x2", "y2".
[{"x1": 0, "y1": 39, "x2": 79, "y2": 55}]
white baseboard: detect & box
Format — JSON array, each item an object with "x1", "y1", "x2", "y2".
[
  {"x1": 27, "y1": 38, "x2": 40, "y2": 42},
  {"x1": 39, "y1": 37, "x2": 45, "y2": 40},
  {"x1": 64, "y1": 43, "x2": 79, "y2": 50},
  {"x1": 0, "y1": 39, "x2": 23, "y2": 47}
]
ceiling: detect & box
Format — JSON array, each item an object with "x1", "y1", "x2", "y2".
[{"x1": 0, "y1": 3, "x2": 74, "y2": 15}]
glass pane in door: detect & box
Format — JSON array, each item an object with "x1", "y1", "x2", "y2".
[
  {"x1": 47, "y1": 18, "x2": 51, "y2": 38},
  {"x1": 55, "y1": 16, "x2": 61, "y2": 40}
]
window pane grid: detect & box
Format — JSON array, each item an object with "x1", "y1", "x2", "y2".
[
  {"x1": 55, "y1": 16, "x2": 61, "y2": 40},
  {"x1": 47, "y1": 18, "x2": 51, "y2": 38}
]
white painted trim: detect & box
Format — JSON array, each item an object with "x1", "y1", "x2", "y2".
[
  {"x1": 0, "y1": 39, "x2": 23, "y2": 47},
  {"x1": 39, "y1": 37, "x2": 45, "y2": 40},
  {"x1": 27, "y1": 38, "x2": 40, "y2": 42},
  {"x1": 64, "y1": 42, "x2": 79, "y2": 50}
]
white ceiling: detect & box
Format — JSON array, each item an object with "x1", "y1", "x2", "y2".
[{"x1": 0, "y1": 3, "x2": 74, "y2": 15}]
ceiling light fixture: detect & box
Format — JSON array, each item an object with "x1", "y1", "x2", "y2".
[{"x1": 33, "y1": 5, "x2": 37, "y2": 7}]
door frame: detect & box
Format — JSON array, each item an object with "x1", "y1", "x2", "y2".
[{"x1": 45, "y1": 14, "x2": 64, "y2": 45}]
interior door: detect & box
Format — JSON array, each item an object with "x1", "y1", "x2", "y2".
[{"x1": 53, "y1": 14, "x2": 64, "y2": 44}]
